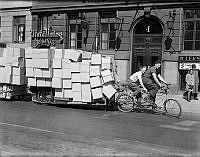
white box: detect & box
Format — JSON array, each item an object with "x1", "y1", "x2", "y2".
[
  {"x1": 103, "y1": 84, "x2": 117, "y2": 99},
  {"x1": 53, "y1": 69, "x2": 62, "y2": 78},
  {"x1": 72, "y1": 83, "x2": 81, "y2": 92},
  {"x1": 35, "y1": 68, "x2": 43, "y2": 77},
  {"x1": 52, "y1": 78, "x2": 62, "y2": 88},
  {"x1": 62, "y1": 69, "x2": 71, "y2": 78},
  {"x1": 71, "y1": 62, "x2": 80, "y2": 72},
  {"x1": 80, "y1": 62, "x2": 90, "y2": 73},
  {"x1": 54, "y1": 49, "x2": 63, "y2": 58},
  {"x1": 12, "y1": 67, "x2": 25, "y2": 76},
  {"x1": 82, "y1": 51, "x2": 92, "y2": 59},
  {"x1": 25, "y1": 59, "x2": 33, "y2": 68},
  {"x1": 42, "y1": 68, "x2": 52, "y2": 78},
  {"x1": 90, "y1": 76, "x2": 102, "y2": 88},
  {"x1": 63, "y1": 79, "x2": 72, "y2": 88},
  {"x1": 28, "y1": 77, "x2": 36, "y2": 86},
  {"x1": 90, "y1": 65, "x2": 101, "y2": 77},
  {"x1": 91, "y1": 87, "x2": 103, "y2": 99},
  {"x1": 55, "y1": 88, "x2": 63, "y2": 98},
  {"x1": 72, "y1": 91, "x2": 81, "y2": 101},
  {"x1": 91, "y1": 54, "x2": 102, "y2": 65},
  {"x1": 53, "y1": 59, "x2": 62, "y2": 68},
  {"x1": 37, "y1": 78, "x2": 46, "y2": 87},
  {"x1": 36, "y1": 59, "x2": 50, "y2": 68},
  {"x1": 63, "y1": 49, "x2": 81, "y2": 62},
  {"x1": 102, "y1": 74, "x2": 114, "y2": 84},
  {"x1": 0, "y1": 57, "x2": 5, "y2": 66},
  {"x1": 26, "y1": 68, "x2": 35, "y2": 77},
  {"x1": 25, "y1": 47, "x2": 33, "y2": 58},
  {"x1": 71, "y1": 73, "x2": 81, "y2": 82},
  {"x1": 3, "y1": 47, "x2": 13, "y2": 57},
  {"x1": 11, "y1": 75, "x2": 25, "y2": 85},
  {"x1": 101, "y1": 69, "x2": 112, "y2": 77},
  {"x1": 13, "y1": 48, "x2": 25, "y2": 57},
  {"x1": 80, "y1": 72, "x2": 89, "y2": 82},
  {"x1": 62, "y1": 59, "x2": 71, "y2": 69},
  {"x1": 64, "y1": 89, "x2": 73, "y2": 98},
  {"x1": 45, "y1": 78, "x2": 52, "y2": 87},
  {"x1": 81, "y1": 84, "x2": 91, "y2": 102}
]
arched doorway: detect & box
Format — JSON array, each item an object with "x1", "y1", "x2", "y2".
[{"x1": 132, "y1": 16, "x2": 163, "y2": 73}]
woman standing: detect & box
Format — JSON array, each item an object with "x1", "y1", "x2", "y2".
[{"x1": 185, "y1": 69, "x2": 194, "y2": 102}]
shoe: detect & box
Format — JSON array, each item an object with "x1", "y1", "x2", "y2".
[
  {"x1": 187, "y1": 99, "x2": 190, "y2": 102},
  {"x1": 194, "y1": 98, "x2": 199, "y2": 100}
]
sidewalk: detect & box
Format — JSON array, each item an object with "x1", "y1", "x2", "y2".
[{"x1": 168, "y1": 94, "x2": 200, "y2": 115}]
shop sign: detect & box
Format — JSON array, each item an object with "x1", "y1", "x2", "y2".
[
  {"x1": 31, "y1": 30, "x2": 63, "y2": 48},
  {"x1": 179, "y1": 63, "x2": 200, "y2": 70},
  {"x1": 179, "y1": 56, "x2": 200, "y2": 62}
]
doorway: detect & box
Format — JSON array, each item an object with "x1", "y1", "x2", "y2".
[{"x1": 132, "y1": 16, "x2": 163, "y2": 73}]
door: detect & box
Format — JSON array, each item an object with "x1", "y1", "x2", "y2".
[{"x1": 132, "y1": 16, "x2": 163, "y2": 73}]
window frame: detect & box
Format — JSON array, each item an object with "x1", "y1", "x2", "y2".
[{"x1": 13, "y1": 16, "x2": 26, "y2": 44}]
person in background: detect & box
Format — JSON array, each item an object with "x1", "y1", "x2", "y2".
[
  {"x1": 185, "y1": 69, "x2": 194, "y2": 102},
  {"x1": 192, "y1": 64, "x2": 199, "y2": 100},
  {"x1": 142, "y1": 60, "x2": 169, "y2": 104},
  {"x1": 128, "y1": 65, "x2": 147, "y2": 101}
]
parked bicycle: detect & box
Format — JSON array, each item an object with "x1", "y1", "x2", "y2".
[{"x1": 109, "y1": 82, "x2": 182, "y2": 118}]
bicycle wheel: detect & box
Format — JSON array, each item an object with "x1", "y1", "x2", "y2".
[
  {"x1": 116, "y1": 93, "x2": 135, "y2": 113},
  {"x1": 163, "y1": 99, "x2": 182, "y2": 118}
]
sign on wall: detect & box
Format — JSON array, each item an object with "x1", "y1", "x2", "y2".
[
  {"x1": 31, "y1": 30, "x2": 63, "y2": 48},
  {"x1": 179, "y1": 62, "x2": 200, "y2": 70}
]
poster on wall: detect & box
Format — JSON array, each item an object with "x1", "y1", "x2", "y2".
[{"x1": 179, "y1": 62, "x2": 200, "y2": 70}]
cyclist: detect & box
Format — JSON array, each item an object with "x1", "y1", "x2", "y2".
[
  {"x1": 128, "y1": 65, "x2": 148, "y2": 102},
  {"x1": 142, "y1": 60, "x2": 169, "y2": 104}
]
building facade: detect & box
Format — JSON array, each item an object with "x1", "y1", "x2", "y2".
[{"x1": 1, "y1": 0, "x2": 200, "y2": 93}]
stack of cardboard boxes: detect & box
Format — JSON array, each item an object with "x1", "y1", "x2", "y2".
[
  {"x1": 0, "y1": 47, "x2": 26, "y2": 98},
  {"x1": 25, "y1": 48, "x2": 117, "y2": 102}
]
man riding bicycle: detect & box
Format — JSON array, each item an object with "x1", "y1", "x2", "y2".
[{"x1": 142, "y1": 60, "x2": 169, "y2": 104}]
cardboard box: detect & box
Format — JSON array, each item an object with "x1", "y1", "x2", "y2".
[
  {"x1": 63, "y1": 49, "x2": 81, "y2": 62},
  {"x1": 81, "y1": 84, "x2": 91, "y2": 102},
  {"x1": 72, "y1": 83, "x2": 81, "y2": 92},
  {"x1": 55, "y1": 88, "x2": 63, "y2": 98},
  {"x1": 82, "y1": 51, "x2": 92, "y2": 60},
  {"x1": 62, "y1": 59, "x2": 71, "y2": 69},
  {"x1": 0, "y1": 57, "x2": 5, "y2": 66},
  {"x1": 12, "y1": 67, "x2": 25, "y2": 76},
  {"x1": 52, "y1": 78, "x2": 62, "y2": 88},
  {"x1": 25, "y1": 59, "x2": 33, "y2": 68},
  {"x1": 101, "y1": 69, "x2": 112, "y2": 77},
  {"x1": 80, "y1": 62, "x2": 90, "y2": 73},
  {"x1": 3, "y1": 47, "x2": 13, "y2": 57},
  {"x1": 25, "y1": 47, "x2": 33, "y2": 58},
  {"x1": 36, "y1": 59, "x2": 50, "y2": 68},
  {"x1": 71, "y1": 73, "x2": 81, "y2": 82},
  {"x1": 42, "y1": 68, "x2": 52, "y2": 78},
  {"x1": 63, "y1": 89, "x2": 73, "y2": 98},
  {"x1": 52, "y1": 59, "x2": 62, "y2": 68},
  {"x1": 0, "y1": 48, "x2": 4, "y2": 57},
  {"x1": 80, "y1": 72, "x2": 90, "y2": 82},
  {"x1": 72, "y1": 91, "x2": 82, "y2": 101},
  {"x1": 90, "y1": 65, "x2": 101, "y2": 77},
  {"x1": 103, "y1": 84, "x2": 117, "y2": 99},
  {"x1": 26, "y1": 68, "x2": 35, "y2": 77},
  {"x1": 13, "y1": 48, "x2": 25, "y2": 57},
  {"x1": 54, "y1": 49, "x2": 63, "y2": 58},
  {"x1": 28, "y1": 77, "x2": 36, "y2": 86},
  {"x1": 45, "y1": 78, "x2": 52, "y2": 87},
  {"x1": 62, "y1": 69, "x2": 71, "y2": 78},
  {"x1": 91, "y1": 54, "x2": 101, "y2": 65},
  {"x1": 53, "y1": 68, "x2": 62, "y2": 78},
  {"x1": 90, "y1": 76, "x2": 102, "y2": 88},
  {"x1": 63, "y1": 79, "x2": 72, "y2": 88},
  {"x1": 11, "y1": 75, "x2": 25, "y2": 85},
  {"x1": 71, "y1": 62, "x2": 80, "y2": 72},
  {"x1": 102, "y1": 74, "x2": 114, "y2": 84},
  {"x1": 35, "y1": 68, "x2": 43, "y2": 77},
  {"x1": 91, "y1": 87, "x2": 103, "y2": 99},
  {"x1": 36, "y1": 78, "x2": 46, "y2": 87},
  {"x1": 102, "y1": 56, "x2": 111, "y2": 70}
]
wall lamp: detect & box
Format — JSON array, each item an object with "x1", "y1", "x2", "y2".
[{"x1": 167, "y1": 10, "x2": 176, "y2": 35}]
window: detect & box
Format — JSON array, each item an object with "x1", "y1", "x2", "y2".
[
  {"x1": 38, "y1": 15, "x2": 52, "y2": 33},
  {"x1": 184, "y1": 9, "x2": 200, "y2": 50},
  {"x1": 0, "y1": 16, "x2": 1, "y2": 39},
  {"x1": 69, "y1": 13, "x2": 84, "y2": 49},
  {"x1": 13, "y1": 16, "x2": 25, "y2": 43}
]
